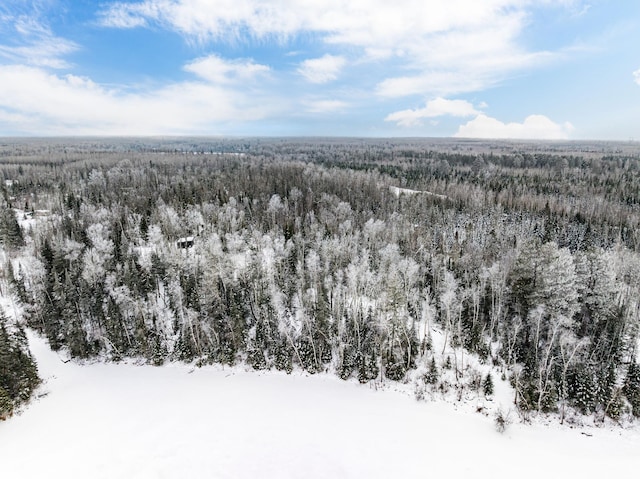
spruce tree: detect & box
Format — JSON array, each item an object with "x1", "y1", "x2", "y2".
[
  {"x1": 0, "y1": 386, "x2": 12, "y2": 419},
  {"x1": 623, "y1": 363, "x2": 640, "y2": 416},
  {"x1": 571, "y1": 367, "x2": 596, "y2": 414},
  {"x1": 0, "y1": 205, "x2": 24, "y2": 248},
  {"x1": 273, "y1": 338, "x2": 293, "y2": 373},
  {"x1": 0, "y1": 311, "x2": 39, "y2": 418},
  {"x1": 358, "y1": 351, "x2": 379, "y2": 383},
  {"x1": 483, "y1": 373, "x2": 494, "y2": 397},
  {"x1": 424, "y1": 357, "x2": 438, "y2": 384}
]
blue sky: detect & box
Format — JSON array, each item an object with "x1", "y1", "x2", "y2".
[{"x1": 0, "y1": 0, "x2": 639, "y2": 139}]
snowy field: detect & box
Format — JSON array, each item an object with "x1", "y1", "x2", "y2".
[{"x1": 1, "y1": 332, "x2": 639, "y2": 479}]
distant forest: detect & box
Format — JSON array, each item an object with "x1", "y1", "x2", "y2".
[{"x1": 1, "y1": 138, "x2": 640, "y2": 422}]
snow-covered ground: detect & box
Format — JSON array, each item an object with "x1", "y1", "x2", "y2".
[
  {"x1": 389, "y1": 185, "x2": 447, "y2": 199},
  {"x1": 1, "y1": 332, "x2": 638, "y2": 479}
]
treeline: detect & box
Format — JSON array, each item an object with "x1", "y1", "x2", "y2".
[
  {"x1": 0, "y1": 199, "x2": 36, "y2": 419},
  {"x1": 0, "y1": 311, "x2": 39, "y2": 419},
  {"x1": 1, "y1": 140, "x2": 640, "y2": 422}
]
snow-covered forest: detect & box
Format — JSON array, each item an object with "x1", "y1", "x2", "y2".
[{"x1": 1, "y1": 137, "x2": 640, "y2": 424}]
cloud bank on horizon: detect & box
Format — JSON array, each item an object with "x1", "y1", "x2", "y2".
[{"x1": 0, "y1": 0, "x2": 638, "y2": 139}]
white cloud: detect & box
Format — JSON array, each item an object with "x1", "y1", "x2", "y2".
[
  {"x1": 298, "y1": 55, "x2": 346, "y2": 84},
  {"x1": 99, "y1": 1, "x2": 576, "y2": 96},
  {"x1": 0, "y1": 65, "x2": 273, "y2": 135},
  {"x1": 385, "y1": 97, "x2": 480, "y2": 127},
  {"x1": 98, "y1": 8, "x2": 148, "y2": 29},
  {"x1": 184, "y1": 55, "x2": 269, "y2": 84},
  {"x1": 0, "y1": 1, "x2": 586, "y2": 135},
  {"x1": 634, "y1": 69, "x2": 640, "y2": 86},
  {"x1": 454, "y1": 114, "x2": 574, "y2": 140},
  {"x1": 304, "y1": 100, "x2": 348, "y2": 113},
  {"x1": 0, "y1": 14, "x2": 78, "y2": 68},
  {"x1": 99, "y1": 0, "x2": 550, "y2": 48}
]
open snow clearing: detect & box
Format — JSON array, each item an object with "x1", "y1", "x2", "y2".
[{"x1": 0, "y1": 331, "x2": 638, "y2": 479}]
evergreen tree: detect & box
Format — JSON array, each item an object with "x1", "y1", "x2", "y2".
[
  {"x1": 424, "y1": 357, "x2": 438, "y2": 384},
  {"x1": 570, "y1": 367, "x2": 596, "y2": 414},
  {"x1": 0, "y1": 386, "x2": 12, "y2": 419},
  {"x1": 358, "y1": 351, "x2": 379, "y2": 383},
  {"x1": 139, "y1": 215, "x2": 149, "y2": 241},
  {"x1": 623, "y1": 362, "x2": 640, "y2": 416},
  {"x1": 0, "y1": 311, "x2": 39, "y2": 418},
  {"x1": 339, "y1": 344, "x2": 357, "y2": 380},
  {"x1": 483, "y1": 373, "x2": 494, "y2": 397},
  {"x1": 0, "y1": 205, "x2": 24, "y2": 248},
  {"x1": 273, "y1": 338, "x2": 293, "y2": 373}
]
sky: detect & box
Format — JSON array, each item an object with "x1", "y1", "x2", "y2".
[{"x1": 0, "y1": 0, "x2": 639, "y2": 139}]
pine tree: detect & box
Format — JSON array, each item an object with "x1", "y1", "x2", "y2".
[
  {"x1": 339, "y1": 345, "x2": 357, "y2": 380},
  {"x1": 248, "y1": 347, "x2": 267, "y2": 370},
  {"x1": 424, "y1": 357, "x2": 438, "y2": 384},
  {"x1": 623, "y1": 362, "x2": 640, "y2": 416},
  {"x1": 273, "y1": 338, "x2": 293, "y2": 373},
  {"x1": 595, "y1": 365, "x2": 616, "y2": 414},
  {"x1": 296, "y1": 337, "x2": 317, "y2": 373},
  {"x1": 0, "y1": 205, "x2": 24, "y2": 248},
  {"x1": 483, "y1": 373, "x2": 494, "y2": 397},
  {"x1": 570, "y1": 367, "x2": 596, "y2": 414},
  {"x1": 357, "y1": 351, "x2": 379, "y2": 383},
  {"x1": 0, "y1": 386, "x2": 12, "y2": 419},
  {"x1": 139, "y1": 215, "x2": 149, "y2": 241},
  {"x1": 0, "y1": 311, "x2": 39, "y2": 418}
]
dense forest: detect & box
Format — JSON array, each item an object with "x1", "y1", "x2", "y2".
[{"x1": 1, "y1": 137, "x2": 640, "y2": 423}]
